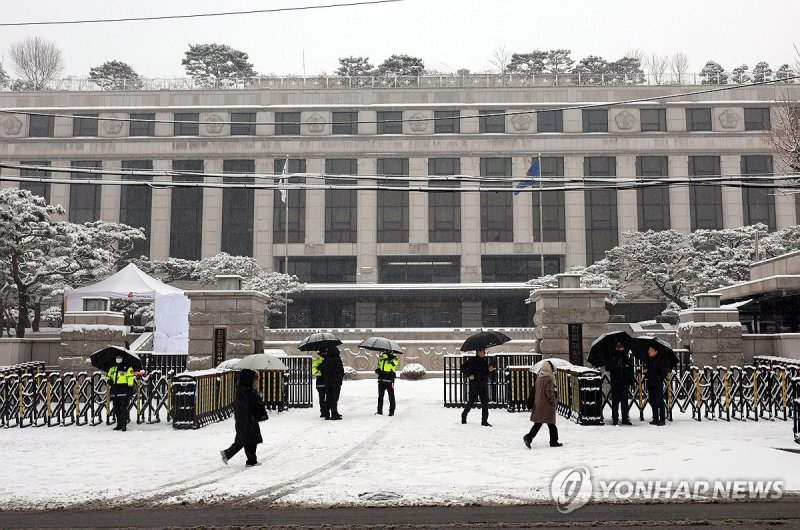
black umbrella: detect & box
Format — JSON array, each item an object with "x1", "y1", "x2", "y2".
[
  {"x1": 631, "y1": 336, "x2": 679, "y2": 369},
  {"x1": 90, "y1": 345, "x2": 142, "y2": 372},
  {"x1": 359, "y1": 336, "x2": 403, "y2": 354},
  {"x1": 587, "y1": 331, "x2": 633, "y2": 368},
  {"x1": 460, "y1": 330, "x2": 511, "y2": 352},
  {"x1": 298, "y1": 332, "x2": 343, "y2": 352}
]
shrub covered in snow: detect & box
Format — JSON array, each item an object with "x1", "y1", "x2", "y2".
[
  {"x1": 400, "y1": 363, "x2": 426, "y2": 380},
  {"x1": 343, "y1": 365, "x2": 358, "y2": 380}
]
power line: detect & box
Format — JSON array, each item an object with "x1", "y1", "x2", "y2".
[{"x1": 0, "y1": 0, "x2": 404, "y2": 27}]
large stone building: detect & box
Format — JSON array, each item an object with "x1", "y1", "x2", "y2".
[{"x1": 1, "y1": 79, "x2": 797, "y2": 329}]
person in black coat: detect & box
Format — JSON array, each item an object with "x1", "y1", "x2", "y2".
[
  {"x1": 460, "y1": 348, "x2": 496, "y2": 427},
  {"x1": 220, "y1": 369, "x2": 265, "y2": 467},
  {"x1": 608, "y1": 341, "x2": 634, "y2": 425},
  {"x1": 320, "y1": 346, "x2": 345, "y2": 420},
  {"x1": 643, "y1": 346, "x2": 669, "y2": 426}
]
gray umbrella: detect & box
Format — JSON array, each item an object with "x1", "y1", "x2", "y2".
[
  {"x1": 298, "y1": 332, "x2": 342, "y2": 352},
  {"x1": 233, "y1": 354, "x2": 288, "y2": 371},
  {"x1": 359, "y1": 336, "x2": 404, "y2": 354}
]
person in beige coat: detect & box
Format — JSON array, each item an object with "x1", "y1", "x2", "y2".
[{"x1": 523, "y1": 360, "x2": 563, "y2": 448}]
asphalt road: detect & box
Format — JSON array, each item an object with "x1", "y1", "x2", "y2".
[{"x1": 2, "y1": 500, "x2": 800, "y2": 529}]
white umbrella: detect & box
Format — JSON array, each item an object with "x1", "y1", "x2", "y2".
[
  {"x1": 530, "y1": 358, "x2": 572, "y2": 373},
  {"x1": 216, "y1": 358, "x2": 240, "y2": 371},
  {"x1": 225, "y1": 354, "x2": 289, "y2": 371}
]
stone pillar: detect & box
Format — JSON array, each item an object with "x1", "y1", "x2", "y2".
[
  {"x1": 529, "y1": 273, "x2": 610, "y2": 364},
  {"x1": 59, "y1": 309, "x2": 127, "y2": 371},
  {"x1": 677, "y1": 293, "x2": 744, "y2": 367}
]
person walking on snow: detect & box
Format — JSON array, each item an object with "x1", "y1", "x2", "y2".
[
  {"x1": 107, "y1": 355, "x2": 134, "y2": 431},
  {"x1": 221, "y1": 369, "x2": 266, "y2": 467},
  {"x1": 460, "y1": 348, "x2": 495, "y2": 426},
  {"x1": 523, "y1": 360, "x2": 562, "y2": 448},
  {"x1": 321, "y1": 346, "x2": 344, "y2": 420},
  {"x1": 375, "y1": 351, "x2": 398, "y2": 416},
  {"x1": 312, "y1": 348, "x2": 327, "y2": 418}
]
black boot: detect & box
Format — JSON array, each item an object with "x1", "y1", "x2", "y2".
[{"x1": 461, "y1": 411, "x2": 467, "y2": 424}]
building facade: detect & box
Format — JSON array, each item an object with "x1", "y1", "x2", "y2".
[{"x1": 1, "y1": 81, "x2": 797, "y2": 328}]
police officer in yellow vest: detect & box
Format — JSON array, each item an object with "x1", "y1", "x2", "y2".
[
  {"x1": 312, "y1": 349, "x2": 327, "y2": 418},
  {"x1": 107, "y1": 355, "x2": 135, "y2": 431},
  {"x1": 375, "y1": 352, "x2": 398, "y2": 416}
]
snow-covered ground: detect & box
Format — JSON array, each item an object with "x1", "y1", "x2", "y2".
[{"x1": 1, "y1": 378, "x2": 798, "y2": 510}]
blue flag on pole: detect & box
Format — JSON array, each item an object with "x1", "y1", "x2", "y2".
[{"x1": 513, "y1": 160, "x2": 541, "y2": 195}]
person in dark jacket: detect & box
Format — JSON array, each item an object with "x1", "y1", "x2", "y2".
[
  {"x1": 644, "y1": 345, "x2": 668, "y2": 426},
  {"x1": 375, "y1": 352, "x2": 398, "y2": 416},
  {"x1": 460, "y1": 348, "x2": 496, "y2": 426},
  {"x1": 312, "y1": 349, "x2": 327, "y2": 418},
  {"x1": 608, "y1": 341, "x2": 634, "y2": 425},
  {"x1": 220, "y1": 369, "x2": 264, "y2": 467},
  {"x1": 321, "y1": 346, "x2": 345, "y2": 420},
  {"x1": 523, "y1": 360, "x2": 562, "y2": 448}
]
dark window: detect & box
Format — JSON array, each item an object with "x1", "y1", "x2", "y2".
[
  {"x1": 129, "y1": 113, "x2": 155, "y2": 136},
  {"x1": 69, "y1": 161, "x2": 102, "y2": 224},
  {"x1": 120, "y1": 160, "x2": 153, "y2": 258},
  {"x1": 741, "y1": 155, "x2": 775, "y2": 229},
  {"x1": 688, "y1": 156, "x2": 722, "y2": 230},
  {"x1": 332, "y1": 111, "x2": 358, "y2": 135},
  {"x1": 532, "y1": 157, "x2": 566, "y2": 242},
  {"x1": 275, "y1": 112, "x2": 301, "y2": 135},
  {"x1": 479, "y1": 110, "x2": 505, "y2": 133},
  {"x1": 636, "y1": 156, "x2": 670, "y2": 231},
  {"x1": 174, "y1": 113, "x2": 199, "y2": 135},
  {"x1": 481, "y1": 297, "x2": 532, "y2": 327},
  {"x1": 379, "y1": 256, "x2": 460, "y2": 283},
  {"x1": 744, "y1": 108, "x2": 771, "y2": 131},
  {"x1": 377, "y1": 111, "x2": 402, "y2": 134},
  {"x1": 481, "y1": 255, "x2": 562, "y2": 282},
  {"x1": 19, "y1": 161, "x2": 51, "y2": 202},
  {"x1": 686, "y1": 108, "x2": 712, "y2": 131},
  {"x1": 281, "y1": 299, "x2": 356, "y2": 328},
  {"x1": 584, "y1": 157, "x2": 618, "y2": 265},
  {"x1": 73, "y1": 114, "x2": 98, "y2": 137},
  {"x1": 230, "y1": 112, "x2": 256, "y2": 136},
  {"x1": 640, "y1": 109, "x2": 667, "y2": 132},
  {"x1": 222, "y1": 160, "x2": 255, "y2": 256},
  {"x1": 428, "y1": 158, "x2": 461, "y2": 243},
  {"x1": 28, "y1": 115, "x2": 54, "y2": 137},
  {"x1": 582, "y1": 109, "x2": 608, "y2": 132},
  {"x1": 537, "y1": 110, "x2": 563, "y2": 132},
  {"x1": 376, "y1": 301, "x2": 462, "y2": 328},
  {"x1": 325, "y1": 159, "x2": 357, "y2": 243},
  {"x1": 434, "y1": 110, "x2": 460, "y2": 133},
  {"x1": 480, "y1": 157, "x2": 513, "y2": 242},
  {"x1": 273, "y1": 158, "x2": 307, "y2": 244},
  {"x1": 377, "y1": 158, "x2": 409, "y2": 243},
  {"x1": 277, "y1": 256, "x2": 356, "y2": 283},
  {"x1": 170, "y1": 160, "x2": 204, "y2": 260}
]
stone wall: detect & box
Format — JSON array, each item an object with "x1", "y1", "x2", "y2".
[
  {"x1": 678, "y1": 308, "x2": 745, "y2": 367},
  {"x1": 59, "y1": 311, "x2": 128, "y2": 371}
]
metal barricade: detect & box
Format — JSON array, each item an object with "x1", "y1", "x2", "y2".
[
  {"x1": 280, "y1": 355, "x2": 314, "y2": 408},
  {"x1": 505, "y1": 366, "x2": 533, "y2": 412},
  {"x1": 443, "y1": 353, "x2": 541, "y2": 408},
  {"x1": 171, "y1": 370, "x2": 236, "y2": 430}
]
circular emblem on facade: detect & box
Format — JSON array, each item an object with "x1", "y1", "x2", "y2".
[
  {"x1": 409, "y1": 112, "x2": 429, "y2": 133},
  {"x1": 511, "y1": 113, "x2": 531, "y2": 131},
  {"x1": 306, "y1": 113, "x2": 325, "y2": 133},
  {"x1": 614, "y1": 110, "x2": 636, "y2": 130},
  {"x1": 102, "y1": 114, "x2": 124, "y2": 136},
  {"x1": 205, "y1": 114, "x2": 224, "y2": 134},
  {"x1": 2, "y1": 116, "x2": 23, "y2": 136},
  {"x1": 719, "y1": 109, "x2": 739, "y2": 129}
]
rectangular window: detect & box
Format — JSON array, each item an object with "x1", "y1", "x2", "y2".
[
  {"x1": 174, "y1": 113, "x2": 200, "y2": 136},
  {"x1": 744, "y1": 108, "x2": 771, "y2": 131},
  {"x1": 129, "y1": 113, "x2": 155, "y2": 136},
  {"x1": 377, "y1": 158, "x2": 409, "y2": 243},
  {"x1": 325, "y1": 159, "x2": 358, "y2": 243},
  {"x1": 479, "y1": 110, "x2": 506, "y2": 133},
  {"x1": 69, "y1": 161, "x2": 102, "y2": 224},
  {"x1": 20, "y1": 161, "x2": 51, "y2": 203},
  {"x1": 428, "y1": 158, "x2": 461, "y2": 243},
  {"x1": 230, "y1": 112, "x2": 256, "y2": 136},
  {"x1": 532, "y1": 157, "x2": 566, "y2": 242},
  {"x1": 222, "y1": 159, "x2": 255, "y2": 256},
  {"x1": 434, "y1": 110, "x2": 460, "y2": 133},
  {"x1": 584, "y1": 157, "x2": 618, "y2": 265},
  {"x1": 376, "y1": 301, "x2": 462, "y2": 328},
  {"x1": 537, "y1": 110, "x2": 563, "y2": 132},
  {"x1": 582, "y1": 109, "x2": 608, "y2": 132},
  {"x1": 636, "y1": 156, "x2": 671, "y2": 231},
  {"x1": 120, "y1": 160, "x2": 153, "y2": 258},
  {"x1": 273, "y1": 158, "x2": 307, "y2": 244},
  {"x1": 170, "y1": 160, "x2": 204, "y2": 260},
  {"x1": 480, "y1": 157, "x2": 513, "y2": 242},
  {"x1": 73, "y1": 114, "x2": 99, "y2": 137},
  {"x1": 379, "y1": 256, "x2": 460, "y2": 283},
  {"x1": 332, "y1": 111, "x2": 358, "y2": 135},
  {"x1": 28, "y1": 115, "x2": 54, "y2": 137},
  {"x1": 686, "y1": 108, "x2": 712, "y2": 131},
  {"x1": 481, "y1": 255, "x2": 562, "y2": 282},
  {"x1": 688, "y1": 156, "x2": 722, "y2": 230},
  {"x1": 640, "y1": 109, "x2": 667, "y2": 132},
  {"x1": 277, "y1": 256, "x2": 357, "y2": 283},
  {"x1": 377, "y1": 111, "x2": 402, "y2": 134},
  {"x1": 275, "y1": 112, "x2": 301, "y2": 135},
  {"x1": 741, "y1": 155, "x2": 775, "y2": 229}
]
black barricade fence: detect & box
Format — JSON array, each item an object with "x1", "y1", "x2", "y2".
[
  {"x1": 553, "y1": 366, "x2": 603, "y2": 425},
  {"x1": 0, "y1": 370, "x2": 172, "y2": 428},
  {"x1": 280, "y1": 355, "x2": 313, "y2": 408},
  {"x1": 0, "y1": 361, "x2": 46, "y2": 378},
  {"x1": 443, "y1": 353, "x2": 542, "y2": 408},
  {"x1": 505, "y1": 366, "x2": 534, "y2": 412},
  {"x1": 172, "y1": 370, "x2": 235, "y2": 430},
  {"x1": 256, "y1": 370, "x2": 287, "y2": 411},
  {"x1": 139, "y1": 353, "x2": 187, "y2": 375}
]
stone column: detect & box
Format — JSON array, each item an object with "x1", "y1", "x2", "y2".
[
  {"x1": 202, "y1": 159, "x2": 223, "y2": 257},
  {"x1": 357, "y1": 158, "x2": 378, "y2": 283},
  {"x1": 100, "y1": 160, "x2": 121, "y2": 223},
  {"x1": 564, "y1": 155, "x2": 585, "y2": 268},
  {"x1": 721, "y1": 155, "x2": 743, "y2": 228},
  {"x1": 677, "y1": 293, "x2": 744, "y2": 367},
  {"x1": 669, "y1": 155, "x2": 691, "y2": 234},
  {"x1": 616, "y1": 155, "x2": 638, "y2": 235},
  {"x1": 253, "y1": 158, "x2": 275, "y2": 268},
  {"x1": 150, "y1": 160, "x2": 172, "y2": 260},
  {"x1": 461, "y1": 157, "x2": 481, "y2": 282},
  {"x1": 408, "y1": 157, "x2": 428, "y2": 245}
]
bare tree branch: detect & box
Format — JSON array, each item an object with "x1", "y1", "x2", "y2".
[{"x1": 8, "y1": 36, "x2": 64, "y2": 90}]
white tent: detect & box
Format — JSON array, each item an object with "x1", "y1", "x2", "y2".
[{"x1": 64, "y1": 263, "x2": 189, "y2": 353}]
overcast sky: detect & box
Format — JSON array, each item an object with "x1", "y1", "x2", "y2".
[{"x1": 1, "y1": 0, "x2": 797, "y2": 78}]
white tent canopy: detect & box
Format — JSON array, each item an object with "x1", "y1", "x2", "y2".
[{"x1": 64, "y1": 263, "x2": 189, "y2": 353}]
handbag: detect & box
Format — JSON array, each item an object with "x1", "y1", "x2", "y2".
[{"x1": 258, "y1": 403, "x2": 269, "y2": 421}]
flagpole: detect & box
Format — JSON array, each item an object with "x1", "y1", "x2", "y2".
[
  {"x1": 283, "y1": 156, "x2": 289, "y2": 329},
  {"x1": 537, "y1": 153, "x2": 544, "y2": 278}
]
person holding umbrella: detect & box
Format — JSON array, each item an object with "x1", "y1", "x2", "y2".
[
  {"x1": 312, "y1": 348, "x2": 328, "y2": 418},
  {"x1": 107, "y1": 354, "x2": 135, "y2": 431},
  {"x1": 321, "y1": 345, "x2": 344, "y2": 420},
  {"x1": 460, "y1": 348, "x2": 496, "y2": 427},
  {"x1": 523, "y1": 360, "x2": 562, "y2": 448},
  {"x1": 221, "y1": 368, "x2": 265, "y2": 467},
  {"x1": 375, "y1": 351, "x2": 398, "y2": 416},
  {"x1": 608, "y1": 341, "x2": 634, "y2": 426}
]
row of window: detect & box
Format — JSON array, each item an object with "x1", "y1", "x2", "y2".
[
  {"x1": 15, "y1": 155, "x2": 779, "y2": 264},
  {"x1": 23, "y1": 107, "x2": 774, "y2": 138}
]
